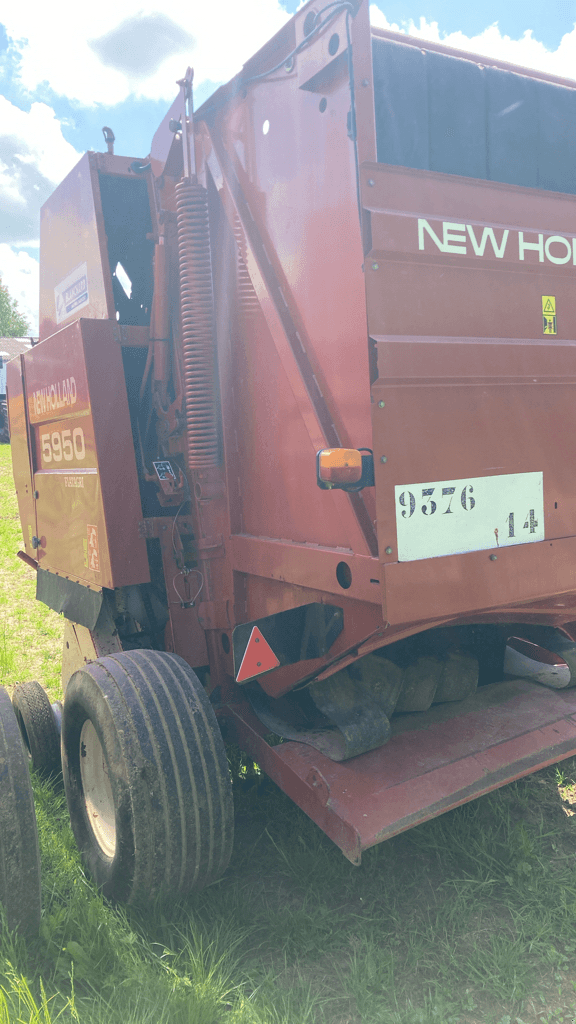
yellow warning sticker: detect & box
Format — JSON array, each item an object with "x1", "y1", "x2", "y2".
[{"x1": 542, "y1": 295, "x2": 557, "y2": 335}]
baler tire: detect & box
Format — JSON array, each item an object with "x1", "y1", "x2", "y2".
[
  {"x1": 12, "y1": 681, "x2": 62, "y2": 777},
  {"x1": 0, "y1": 687, "x2": 41, "y2": 936},
  {"x1": 61, "y1": 650, "x2": 234, "y2": 904}
]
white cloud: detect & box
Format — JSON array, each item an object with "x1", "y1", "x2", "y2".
[
  {"x1": 0, "y1": 97, "x2": 80, "y2": 246},
  {"x1": 0, "y1": 1, "x2": 290, "y2": 331},
  {"x1": 3, "y1": 0, "x2": 291, "y2": 106},
  {"x1": 5, "y1": 1, "x2": 576, "y2": 108},
  {"x1": 0, "y1": 99, "x2": 78, "y2": 335},
  {"x1": 369, "y1": 8, "x2": 403, "y2": 33},
  {"x1": 0, "y1": 246, "x2": 39, "y2": 336},
  {"x1": 0, "y1": 98, "x2": 80, "y2": 187},
  {"x1": 369, "y1": 5, "x2": 576, "y2": 82}
]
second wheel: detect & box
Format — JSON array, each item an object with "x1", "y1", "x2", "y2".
[
  {"x1": 12, "y1": 681, "x2": 61, "y2": 777},
  {"x1": 61, "y1": 649, "x2": 234, "y2": 904}
]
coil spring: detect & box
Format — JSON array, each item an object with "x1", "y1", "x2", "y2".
[{"x1": 176, "y1": 179, "x2": 219, "y2": 469}]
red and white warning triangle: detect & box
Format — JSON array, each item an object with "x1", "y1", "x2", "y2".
[{"x1": 236, "y1": 626, "x2": 280, "y2": 683}]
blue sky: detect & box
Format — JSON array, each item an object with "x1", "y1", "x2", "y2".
[{"x1": 1, "y1": 0, "x2": 575, "y2": 333}]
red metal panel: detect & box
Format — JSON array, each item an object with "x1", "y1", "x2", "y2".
[
  {"x1": 371, "y1": 375, "x2": 576, "y2": 570},
  {"x1": 203, "y1": 1, "x2": 376, "y2": 568},
  {"x1": 39, "y1": 154, "x2": 114, "y2": 341},
  {"x1": 230, "y1": 534, "x2": 381, "y2": 605},
  {"x1": 205, "y1": 133, "x2": 375, "y2": 557},
  {"x1": 225, "y1": 679, "x2": 576, "y2": 862},
  {"x1": 362, "y1": 157, "x2": 576, "y2": 630},
  {"x1": 22, "y1": 320, "x2": 149, "y2": 589},
  {"x1": 6, "y1": 357, "x2": 36, "y2": 558},
  {"x1": 363, "y1": 162, "x2": 576, "y2": 341},
  {"x1": 383, "y1": 537, "x2": 576, "y2": 628},
  {"x1": 372, "y1": 338, "x2": 576, "y2": 379}
]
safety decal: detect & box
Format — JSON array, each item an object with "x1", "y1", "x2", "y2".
[
  {"x1": 236, "y1": 626, "x2": 280, "y2": 683},
  {"x1": 87, "y1": 524, "x2": 100, "y2": 572},
  {"x1": 542, "y1": 295, "x2": 556, "y2": 335}
]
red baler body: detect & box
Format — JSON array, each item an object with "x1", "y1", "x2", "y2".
[{"x1": 10, "y1": 0, "x2": 576, "y2": 861}]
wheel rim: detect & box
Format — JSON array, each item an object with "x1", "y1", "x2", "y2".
[{"x1": 80, "y1": 720, "x2": 116, "y2": 858}]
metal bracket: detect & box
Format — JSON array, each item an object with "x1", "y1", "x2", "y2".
[
  {"x1": 138, "y1": 516, "x2": 194, "y2": 539},
  {"x1": 196, "y1": 534, "x2": 225, "y2": 559}
]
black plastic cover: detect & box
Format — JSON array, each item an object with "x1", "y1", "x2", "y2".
[
  {"x1": 233, "y1": 603, "x2": 343, "y2": 681},
  {"x1": 36, "y1": 568, "x2": 103, "y2": 630},
  {"x1": 373, "y1": 36, "x2": 576, "y2": 194}
]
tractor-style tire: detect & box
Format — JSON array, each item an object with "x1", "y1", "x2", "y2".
[
  {"x1": 61, "y1": 650, "x2": 234, "y2": 904},
  {"x1": 0, "y1": 687, "x2": 41, "y2": 936},
  {"x1": 12, "y1": 681, "x2": 61, "y2": 777}
]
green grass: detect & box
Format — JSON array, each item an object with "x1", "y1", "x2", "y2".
[
  {"x1": 0, "y1": 447, "x2": 63, "y2": 699},
  {"x1": 4, "y1": 443, "x2": 576, "y2": 1022}
]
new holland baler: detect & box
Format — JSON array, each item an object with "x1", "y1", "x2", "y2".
[{"x1": 8, "y1": 0, "x2": 576, "y2": 901}]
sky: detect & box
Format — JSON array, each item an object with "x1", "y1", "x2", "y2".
[{"x1": 1, "y1": 0, "x2": 576, "y2": 335}]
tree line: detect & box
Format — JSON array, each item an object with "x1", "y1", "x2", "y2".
[{"x1": 0, "y1": 279, "x2": 30, "y2": 337}]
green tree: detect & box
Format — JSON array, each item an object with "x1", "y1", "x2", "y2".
[{"x1": 0, "y1": 279, "x2": 30, "y2": 337}]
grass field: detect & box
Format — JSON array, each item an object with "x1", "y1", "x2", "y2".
[
  {"x1": 3, "y1": 443, "x2": 576, "y2": 1023},
  {"x1": 0, "y1": 446, "x2": 63, "y2": 700}
]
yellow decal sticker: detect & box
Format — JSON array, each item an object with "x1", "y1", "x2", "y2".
[{"x1": 542, "y1": 295, "x2": 557, "y2": 335}]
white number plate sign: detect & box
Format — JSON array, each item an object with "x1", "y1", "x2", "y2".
[{"x1": 394, "y1": 472, "x2": 544, "y2": 562}]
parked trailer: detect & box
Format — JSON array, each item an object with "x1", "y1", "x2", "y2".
[{"x1": 9, "y1": 0, "x2": 576, "y2": 901}]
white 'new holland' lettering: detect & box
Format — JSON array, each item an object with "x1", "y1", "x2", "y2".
[
  {"x1": 32, "y1": 377, "x2": 77, "y2": 418},
  {"x1": 418, "y1": 218, "x2": 574, "y2": 266},
  {"x1": 466, "y1": 225, "x2": 509, "y2": 258},
  {"x1": 418, "y1": 219, "x2": 445, "y2": 252},
  {"x1": 518, "y1": 232, "x2": 544, "y2": 261}
]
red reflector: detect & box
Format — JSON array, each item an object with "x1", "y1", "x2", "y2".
[{"x1": 236, "y1": 626, "x2": 280, "y2": 683}]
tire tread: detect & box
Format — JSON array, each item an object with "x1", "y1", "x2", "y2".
[
  {"x1": 12, "y1": 681, "x2": 61, "y2": 776},
  {"x1": 62, "y1": 650, "x2": 233, "y2": 903},
  {"x1": 0, "y1": 688, "x2": 41, "y2": 935}
]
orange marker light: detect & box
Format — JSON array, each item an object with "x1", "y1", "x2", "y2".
[{"x1": 317, "y1": 448, "x2": 363, "y2": 484}]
